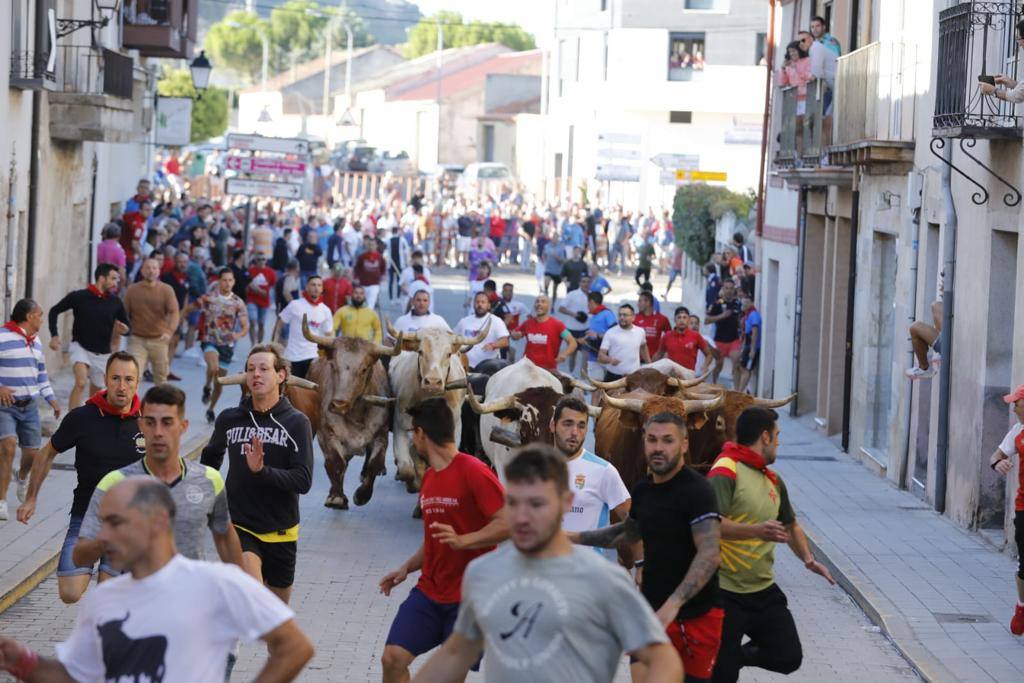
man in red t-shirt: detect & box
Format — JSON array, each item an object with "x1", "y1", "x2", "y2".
[
  {"x1": 991, "y1": 384, "x2": 1024, "y2": 635},
  {"x1": 658, "y1": 306, "x2": 716, "y2": 372},
  {"x1": 379, "y1": 398, "x2": 507, "y2": 682},
  {"x1": 245, "y1": 254, "x2": 277, "y2": 344},
  {"x1": 322, "y1": 263, "x2": 353, "y2": 313},
  {"x1": 119, "y1": 200, "x2": 152, "y2": 270},
  {"x1": 353, "y1": 235, "x2": 385, "y2": 310},
  {"x1": 510, "y1": 294, "x2": 578, "y2": 371},
  {"x1": 635, "y1": 291, "x2": 671, "y2": 358}
]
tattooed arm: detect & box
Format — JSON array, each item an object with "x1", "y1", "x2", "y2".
[
  {"x1": 568, "y1": 516, "x2": 642, "y2": 549},
  {"x1": 653, "y1": 517, "x2": 722, "y2": 627}
]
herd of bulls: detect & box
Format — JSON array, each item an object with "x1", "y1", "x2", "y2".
[{"x1": 219, "y1": 315, "x2": 795, "y2": 513}]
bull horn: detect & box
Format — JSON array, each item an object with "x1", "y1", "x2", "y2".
[
  {"x1": 683, "y1": 395, "x2": 725, "y2": 414},
  {"x1": 285, "y1": 376, "x2": 318, "y2": 390},
  {"x1": 753, "y1": 393, "x2": 797, "y2": 409},
  {"x1": 601, "y1": 394, "x2": 645, "y2": 413},
  {"x1": 565, "y1": 374, "x2": 597, "y2": 393},
  {"x1": 371, "y1": 331, "x2": 404, "y2": 357},
  {"x1": 445, "y1": 378, "x2": 468, "y2": 391},
  {"x1": 302, "y1": 314, "x2": 335, "y2": 348},
  {"x1": 466, "y1": 389, "x2": 520, "y2": 414},
  {"x1": 217, "y1": 373, "x2": 247, "y2": 386},
  {"x1": 582, "y1": 360, "x2": 628, "y2": 390},
  {"x1": 667, "y1": 373, "x2": 708, "y2": 389},
  {"x1": 453, "y1": 317, "x2": 491, "y2": 347},
  {"x1": 490, "y1": 425, "x2": 522, "y2": 448},
  {"x1": 586, "y1": 404, "x2": 603, "y2": 418},
  {"x1": 362, "y1": 395, "x2": 395, "y2": 406},
  {"x1": 385, "y1": 318, "x2": 402, "y2": 340}
]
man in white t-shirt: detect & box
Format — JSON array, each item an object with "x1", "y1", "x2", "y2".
[
  {"x1": 454, "y1": 292, "x2": 510, "y2": 370},
  {"x1": 0, "y1": 476, "x2": 314, "y2": 682},
  {"x1": 599, "y1": 303, "x2": 650, "y2": 381},
  {"x1": 272, "y1": 275, "x2": 333, "y2": 379},
  {"x1": 392, "y1": 290, "x2": 450, "y2": 337},
  {"x1": 556, "y1": 274, "x2": 592, "y2": 374}
]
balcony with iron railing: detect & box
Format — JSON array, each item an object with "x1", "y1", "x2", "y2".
[
  {"x1": 48, "y1": 46, "x2": 143, "y2": 143},
  {"x1": 829, "y1": 40, "x2": 917, "y2": 172},
  {"x1": 9, "y1": 51, "x2": 58, "y2": 91},
  {"x1": 773, "y1": 79, "x2": 852, "y2": 185}
]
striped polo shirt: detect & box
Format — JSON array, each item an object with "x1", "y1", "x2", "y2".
[{"x1": 0, "y1": 326, "x2": 55, "y2": 402}]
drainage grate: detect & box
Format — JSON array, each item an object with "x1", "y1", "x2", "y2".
[
  {"x1": 932, "y1": 612, "x2": 994, "y2": 624},
  {"x1": 775, "y1": 455, "x2": 837, "y2": 462},
  {"x1": 897, "y1": 505, "x2": 931, "y2": 511}
]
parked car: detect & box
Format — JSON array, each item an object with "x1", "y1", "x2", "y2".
[
  {"x1": 331, "y1": 139, "x2": 368, "y2": 170},
  {"x1": 338, "y1": 145, "x2": 378, "y2": 172},
  {"x1": 368, "y1": 150, "x2": 417, "y2": 176},
  {"x1": 458, "y1": 162, "x2": 513, "y2": 196}
]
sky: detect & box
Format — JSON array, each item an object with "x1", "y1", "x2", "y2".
[{"x1": 412, "y1": 0, "x2": 554, "y2": 45}]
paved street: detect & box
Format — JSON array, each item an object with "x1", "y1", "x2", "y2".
[{"x1": 0, "y1": 266, "x2": 919, "y2": 682}]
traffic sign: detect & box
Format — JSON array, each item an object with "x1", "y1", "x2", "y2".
[
  {"x1": 226, "y1": 178, "x2": 304, "y2": 199},
  {"x1": 597, "y1": 147, "x2": 642, "y2": 160},
  {"x1": 596, "y1": 165, "x2": 641, "y2": 182},
  {"x1": 676, "y1": 170, "x2": 728, "y2": 182},
  {"x1": 597, "y1": 132, "x2": 642, "y2": 145},
  {"x1": 226, "y1": 133, "x2": 310, "y2": 156},
  {"x1": 226, "y1": 155, "x2": 307, "y2": 177},
  {"x1": 652, "y1": 153, "x2": 699, "y2": 170}
]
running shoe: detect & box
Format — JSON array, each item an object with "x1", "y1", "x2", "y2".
[
  {"x1": 167, "y1": 372, "x2": 182, "y2": 381},
  {"x1": 202, "y1": 385, "x2": 211, "y2": 404},
  {"x1": 905, "y1": 366, "x2": 937, "y2": 380},
  {"x1": 929, "y1": 349, "x2": 942, "y2": 366},
  {"x1": 1012, "y1": 603, "x2": 1024, "y2": 636},
  {"x1": 0, "y1": 501, "x2": 7, "y2": 521},
  {"x1": 16, "y1": 474, "x2": 28, "y2": 503},
  {"x1": 206, "y1": 409, "x2": 215, "y2": 424},
  {"x1": 143, "y1": 369, "x2": 154, "y2": 382}
]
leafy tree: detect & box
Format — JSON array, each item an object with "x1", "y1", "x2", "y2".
[
  {"x1": 405, "y1": 12, "x2": 535, "y2": 59},
  {"x1": 156, "y1": 67, "x2": 228, "y2": 143},
  {"x1": 672, "y1": 184, "x2": 755, "y2": 265},
  {"x1": 204, "y1": 10, "x2": 267, "y2": 83}
]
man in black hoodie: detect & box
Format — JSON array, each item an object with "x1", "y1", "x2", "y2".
[{"x1": 201, "y1": 344, "x2": 314, "y2": 603}]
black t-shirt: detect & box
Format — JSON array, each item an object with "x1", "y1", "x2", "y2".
[
  {"x1": 560, "y1": 259, "x2": 589, "y2": 291},
  {"x1": 50, "y1": 403, "x2": 146, "y2": 517},
  {"x1": 708, "y1": 297, "x2": 743, "y2": 343},
  {"x1": 630, "y1": 467, "x2": 720, "y2": 621},
  {"x1": 522, "y1": 220, "x2": 536, "y2": 238},
  {"x1": 296, "y1": 243, "x2": 322, "y2": 272}
]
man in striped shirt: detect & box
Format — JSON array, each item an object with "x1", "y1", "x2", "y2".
[{"x1": 0, "y1": 299, "x2": 60, "y2": 521}]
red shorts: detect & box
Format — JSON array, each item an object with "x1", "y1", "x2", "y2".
[
  {"x1": 666, "y1": 607, "x2": 725, "y2": 679},
  {"x1": 715, "y1": 339, "x2": 742, "y2": 357}
]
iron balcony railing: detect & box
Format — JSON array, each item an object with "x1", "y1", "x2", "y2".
[
  {"x1": 54, "y1": 46, "x2": 134, "y2": 99},
  {"x1": 9, "y1": 51, "x2": 57, "y2": 90},
  {"x1": 777, "y1": 86, "x2": 799, "y2": 164},
  {"x1": 802, "y1": 78, "x2": 826, "y2": 163},
  {"x1": 834, "y1": 41, "x2": 917, "y2": 146},
  {"x1": 934, "y1": 1, "x2": 1023, "y2": 137},
  {"x1": 773, "y1": 79, "x2": 826, "y2": 168}
]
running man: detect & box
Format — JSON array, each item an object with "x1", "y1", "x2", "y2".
[
  {"x1": 196, "y1": 267, "x2": 249, "y2": 423},
  {"x1": 572, "y1": 411, "x2": 724, "y2": 683},
  {"x1": 72, "y1": 384, "x2": 244, "y2": 594},
  {"x1": 737, "y1": 293, "x2": 761, "y2": 394},
  {"x1": 635, "y1": 290, "x2": 671, "y2": 360},
  {"x1": 0, "y1": 477, "x2": 314, "y2": 682},
  {"x1": 16, "y1": 352, "x2": 144, "y2": 604},
  {"x1": 453, "y1": 292, "x2": 509, "y2": 371},
  {"x1": 201, "y1": 344, "x2": 314, "y2": 604},
  {"x1": 414, "y1": 445, "x2": 681, "y2": 683},
  {"x1": 333, "y1": 285, "x2": 383, "y2": 343},
  {"x1": 705, "y1": 280, "x2": 743, "y2": 387},
  {"x1": 989, "y1": 383, "x2": 1024, "y2": 635},
  {"x1": 657, "y1": 306, "x2": 715, "y2": 373},
  {"x1": 510, "y1": 294, "x2": 577, "y2": 372},
  {"x1": 273, "y1": 275, "x2": 333, "y2": 379},
  {"x1": 708, "y1": 407, "x2": 834, "y2": 683},
  {"x1": 379, "y1": 398, "x2": 508, "y2": 683},
  {"x1": 598, "y1": 303, "x2": 650, "y2": 382},
  {"x1": 48, "y1": 263, "x2": 130, "y2": 410},
  {"x1": 392, "y1": 289, "x2": 450, "y2": 335}
]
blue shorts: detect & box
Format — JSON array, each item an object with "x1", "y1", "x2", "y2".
[
  {"x1": 57, "y1": 515, "x2": 117, "y2": 577},
  {"x1": 247, "y1": 303, "x2": 268, "y2": 326},
  {"x1": 385, "y1": 587, "x2": 481, "y2": 669},
  {"x1": 201, "y1": 342, "x2": 234, "y2": 365},
  {"x1": 0, "y1": 403, "x2": 42, "y2": 448}
]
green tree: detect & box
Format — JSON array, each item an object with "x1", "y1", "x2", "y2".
[
  {"x1": 672, "y1": 184, "x2": 755, "y2": 265},
  {"x1": 204, "y1": 10, "x2": 266, "y2": 83},
  {"x1": 404, "y1": 12, "x2": 535, "y2": 59},
  {"x1": 156, "y1": 67, "x2": 228, "y2": 143}
]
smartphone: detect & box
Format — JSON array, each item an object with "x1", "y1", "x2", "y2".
[{"x1": 979, "y1": 75, "x2": 996, "y2": 85}]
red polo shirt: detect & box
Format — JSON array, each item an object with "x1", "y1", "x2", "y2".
[
  {"x1": 635, "y1": 311, "x2": 671, "y2": 357},
  {"x1": 660, "y1": 328, "x2": 710, "y2": 371}
]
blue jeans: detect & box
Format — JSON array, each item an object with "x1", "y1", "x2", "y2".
[
  {"x1": 246, "y1": 303, "x2": 268, "y2": 327},
  {"x1": 57, "y1": 515, "x2": 117, "y2": 577},
  {"x1": 0, "y1": 403, "x2": 41, "y2": 448}
]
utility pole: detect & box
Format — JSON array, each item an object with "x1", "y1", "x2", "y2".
[{"x1": 435, "y1": 21, "x2": 443, "y2": 166}]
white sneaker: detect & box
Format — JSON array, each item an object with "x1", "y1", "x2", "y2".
[
  {"x1": 16, "y1": 474, "x2": 28, "y2": 503},
  {"x1": 905, "y1": 365, "x2": 937, "y2": 380},
  {"x1": 928, "y1": 349, "x2": 941, "y2": 366},
  {"x1": 0, "y1": 501, "x2": 8, "y2": 521}
]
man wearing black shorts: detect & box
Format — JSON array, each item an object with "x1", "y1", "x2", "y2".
[
  {"x1": 201, "y1": 344, "x2": 314, "y2": 604},
  {"x1": 378, "y1": 398, "x2": 507, "y2": 683},
  {"x1": 572, "y1": 411, "x2": 724, "y2": 682}
]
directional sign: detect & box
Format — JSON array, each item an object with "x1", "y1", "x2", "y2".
[
  {"x1": 652, "y1": 153, "x2": 699, "y2": 170},
  {"x1": 597, "y1": 132, "x2": 642, "y2": 145},
  {"x1": 226, "y1": 155, "x2": 307, "y2": 177},
  {"x1": 596, "y1": 165, "x2": 641, "y2": 183},
  {"x1": 597, "y1": 147, "x2": 642, "y2": 161},
  {"x1": 675, "y1": 170, "x2": 728, "y2": 182},
  {"x1": 226, "y1": 178, "x2": 304, "y2": 200},
  {"x1": 226, "y1": 133, "x2": 310, "y2": 156}
]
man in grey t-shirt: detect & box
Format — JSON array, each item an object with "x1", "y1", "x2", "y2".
[{"x1": 413, "y1": 445, "x2": 680, "y2": 683}]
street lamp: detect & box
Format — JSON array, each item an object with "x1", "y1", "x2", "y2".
[{"x1": 190, "y1": 51, "x2": 213, "y2": 92}]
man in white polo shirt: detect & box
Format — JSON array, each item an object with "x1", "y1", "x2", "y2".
[
  {"x1": 392, "y1": 290, "x2": 450, "y2": 336},
  {"x1": 598, "y1": 303, "x2": 650, "y2": 382},
  {"x1": 453, "y1": 292, "x2": 509, "y2": 371},
  {"x1": 272, "y1": 276, "x2": 333, "y2": 379}
]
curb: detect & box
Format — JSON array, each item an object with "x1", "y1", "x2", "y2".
[
  {"x1": 801, "y1": 520, "x2": 955, "y2": 683},
  {"x1": 0, "y1": 435, "x2": 211, "y2": 617}
]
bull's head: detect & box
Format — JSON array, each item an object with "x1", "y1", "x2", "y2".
[
  {"x1": 301, "y1": 315, "x2": 399, "y2": 412},
  {"x1": 599, "y1": 392, "x2": 726, "y2": 420},
  {"x1": 386, "y1": 318, "x2": 490, "y2": 394},
  {"x1": 581, "y1": 362, "x2": 710, "y2": 394}
]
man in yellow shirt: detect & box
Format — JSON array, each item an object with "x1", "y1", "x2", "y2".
[{"x1": 333, "y1": 285, "x2": 382, "y2": 344}]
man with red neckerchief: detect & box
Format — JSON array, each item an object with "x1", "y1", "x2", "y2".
[
  {"x1": 989, "y1": 384, "x2": 1024, "y2": 635},
  {"x1": 16, "y1": 351, "x2": 144, "y2": 605},
  {"x1": 273, "y1": 276, "x2": 332, "y2": 379}
]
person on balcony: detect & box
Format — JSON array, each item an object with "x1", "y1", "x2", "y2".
[
  {"x1": 980, "y1": 20, "x2": 1024, "y2": 103},
  {"x1": 810, "y1": 15, "x2": 842, "y2": 57},
  {"x1": 799, "y1": 31, "x2": 836, "y2": 117},
  {"x1": 779, "y1": 41, "x2": 812, "y2": 117}
]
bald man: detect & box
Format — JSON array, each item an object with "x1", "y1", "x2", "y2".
[{"x1": 0, "y1": 476, "x2": 314, "y2": 682}]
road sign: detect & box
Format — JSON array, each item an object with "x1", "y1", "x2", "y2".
[
  {"x1": 676, "y1": 170, "x2": 728, "y2": 182},
  {"x1": 226, "y1": 133, "x2": 310, "y2": 156},
  {"x1": 652, "y1": 153, "x2": 699, "y2": 170},
  {"x1": 596, "y1": 165, "x2": 641, "y2": 182},
  {"x1": 226, "y1": 178, "x2": 304, "y2": 200},
  {"x1": 226, "y1": 155, "x2": 307, "y2": 177},
  {"x1": 597, "y1": 132, "x2": 642, "y2": 145},
  {"x1": 597, "y1": 147, "x2": 643, "y2": 161},
  {"x1": 659, "y1": 170, "x2": 679, "y2": 185}
]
